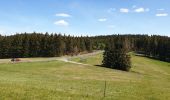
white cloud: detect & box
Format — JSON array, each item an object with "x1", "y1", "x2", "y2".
[
  {"x1": 134, "y1": 7, "x2": 150, "y2": 13},
  {"x1": 134, "y1": 8, "x2": 145, "y2": 13},
  {"x1": 56, "y1": 13, "x2": 71, "y2": 17},
  {"x1": 120, "y1": 8, "x2": 129, "y2": 13},
  {"x1": 156, "y1": 13, "x2": 168, "y2": 17},
  {"x1": 54, "y1": 20, "x2": 69, "y2": 26},
  {"x1": 98, "y1": 18, "x2": 107, "y2": 22}
]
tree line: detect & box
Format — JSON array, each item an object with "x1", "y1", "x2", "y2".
[
  {"x1": 0, "y1": 32, "x2": 92, "y2": 58},
  {"x1": 93, "y1": 35, "x2": 170, "y2": 62},
  {"x1": 0, "y1": 33, "x2": 170, "y2": 63}
]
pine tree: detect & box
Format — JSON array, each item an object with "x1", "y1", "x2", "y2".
[
  {"x1": 0, "y1": 33, "x2": 169, "y2": 63},
  {"x1": 53, "y1": 34, "x2": 65, "y2": 56},
  {"x1": 66, "y1": 36, "x2": 74, "y2": 55},
  {"x1": 22, "y1": 33, "x2": 30, "y2": 57},
  {"x1": 79, "y1": 38, "x2": 86, "y2": 52},
  {"x1": 85, "y1": 38, "x2": 93, "y2": 52},
  {"x1": 102, "y1": 37, "x2": 131, "y2": 71},
  {"x1": 10, "y1": 34, "x2": 23, "y2": 58},
  {"x1": 0, "y1": 35, "x2": 3, "y2": 58}
]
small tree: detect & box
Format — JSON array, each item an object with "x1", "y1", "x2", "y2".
[{"x1": 102, "y1": 37, "x2": 131, "y2": 71}]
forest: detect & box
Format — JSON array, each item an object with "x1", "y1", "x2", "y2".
[{"x1": 0, "y1": 33, "x2": 170, "y2": 63}]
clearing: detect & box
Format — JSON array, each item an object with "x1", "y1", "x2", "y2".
[{"x1": 0, "y1": 52, "x2": 170, "y2": 100}]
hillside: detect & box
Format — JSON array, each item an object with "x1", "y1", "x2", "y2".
[{"x1": 0, "y1": 53, "x2": 170, "y2": 99}]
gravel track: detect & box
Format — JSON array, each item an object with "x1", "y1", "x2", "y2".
[{"x1": 0, "y1": 51, "x2": 103, "y2": 66}]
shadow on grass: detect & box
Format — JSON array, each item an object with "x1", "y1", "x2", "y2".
[
  {"x1": 95, "y1": 64, "x2": 145, "y2": 76},
  {"x1": 95, "y1": 64, "x2": 132, "y2": 72},
  {"x1": 95, "y1": 64, "x2": 103, "y2": 67}
]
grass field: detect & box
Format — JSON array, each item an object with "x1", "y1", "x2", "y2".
[{"x1": 0, "y1": 53, "x2": 170, "y2": 100}]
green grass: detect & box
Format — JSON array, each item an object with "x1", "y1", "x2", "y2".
[
  {"x1": 71, "y1": 53, "x2": 103, "y2": 66},
  {"x1": 0, "y1": 53, "x2": 170, "y2": 100}
]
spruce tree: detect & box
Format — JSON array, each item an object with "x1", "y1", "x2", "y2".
[
  {"x1": 102, "y1": 37, "x2": 131, "y2": 71},
  {"x1": 85, "y1": 38, "x2": 93, "y2": 52},
  {"x1": 80, "y1": 38, "x2": 86, "y2": 52}
]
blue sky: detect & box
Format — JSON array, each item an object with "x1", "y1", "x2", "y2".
[{"x1": 0, "y1": 0, "x2": 170, "y2": 36}]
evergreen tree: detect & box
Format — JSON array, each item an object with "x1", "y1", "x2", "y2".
[
  {"x1": 53, "y1": 34, "x2": 65, "y2": 56},
  {"x1": 102, "y1": 37, "x2": 131, "y2": 71},
  {"x1": 22, "y1": 33, "x2": 30, "y2": 57},
  {"x1": 85, "y1": 38, "x2": 93, "y2": 52},
  {"x1": 79, "y1": 38, "x2": 86, "y2": 52},
  {"x1": 0, "y1": 33, "x2": 169, "y2": 63}
]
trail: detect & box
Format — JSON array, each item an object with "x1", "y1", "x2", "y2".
[
  {"x1": 0, "y1": 51, "x2": 103, "y2": 66},
  {"x1": 57, "y1": 57, "x2": 90, "y2": 66},
  {"x1": 57, "y1": 50, "x2": 103, "y2": 66}
]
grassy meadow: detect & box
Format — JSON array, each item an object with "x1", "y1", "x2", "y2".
[{"x1": 0, "y1": 53, "x2": 170, "y2": 100}]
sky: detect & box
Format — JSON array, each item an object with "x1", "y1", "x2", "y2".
[{"x1": 0, "y1": 0, "x2": 170, "y2": 36}]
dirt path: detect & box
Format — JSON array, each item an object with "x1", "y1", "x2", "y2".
[
  {"x1": 57, "y1": 57, "x2": 90, "y2": 66},
  {"x1": 56, "y1": 50, "x2": 103, "y2": 66},
  {"x1": 0, "y1": 51, "x2": 103, "y2": 66}
]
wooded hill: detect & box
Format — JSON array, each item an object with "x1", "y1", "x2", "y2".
[{"x1": 0, "y1": 33, "x2": 170, "y2": 62}]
